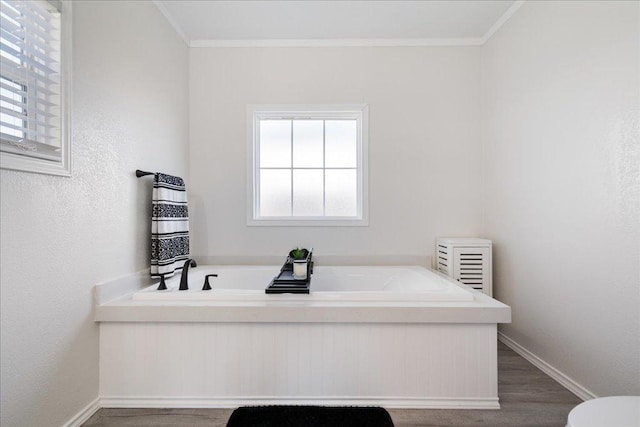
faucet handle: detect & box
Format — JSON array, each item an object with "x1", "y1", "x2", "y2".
[
  {"x1": 157, "y1": 274, "x2": 168, "y2": 291},
  {"x1": 203, "y1": 274, "x2": 217, "y2": 291}
]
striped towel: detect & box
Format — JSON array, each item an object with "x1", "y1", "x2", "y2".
[{"x1": 151, "y1": 173, "x2": 189, "y2": 278}]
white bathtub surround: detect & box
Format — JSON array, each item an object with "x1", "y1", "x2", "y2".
[
  {"x1": 99, "y1": 323, "x2": 499, "y2": 409},
  {"x1": 95, "y1": 265, "x2": 510, "y2": 409}
]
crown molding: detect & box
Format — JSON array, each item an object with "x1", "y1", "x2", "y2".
[
  {"x1": 152, "y1": 0, "x2": 189, "y2": 46},
  {"x1": 481, "y1": 0, "x2": 526, "y2": 44},
  {"x1": 190, "y1": 38, "x2": 484, "y2": 48},
  {"x1": 153, "y1": 0, "x2": 525, "y2": 49}
]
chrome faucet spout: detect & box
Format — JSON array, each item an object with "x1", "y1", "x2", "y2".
[{"x1": 179, "y1": 259, "x2": 197, "y2": 291}]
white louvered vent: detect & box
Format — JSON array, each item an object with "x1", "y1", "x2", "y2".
[
  {"x1": 435, "y1": 238, "x2": 492, "y2": 296},
  {"x1": 436, "y1": 243, "x2": 449, "y2": 275}
]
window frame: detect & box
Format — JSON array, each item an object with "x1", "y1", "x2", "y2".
[
  {"x1": 0, "y1": 0, "x2": 72, "y2": 177},
  {"x1": 247, "y1": 104, "x2": 369, "y2": 226}
]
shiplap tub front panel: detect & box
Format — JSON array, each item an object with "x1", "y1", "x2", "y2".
[{"x1": 100, "y1": 322, "x2": 498, "y2": 408}]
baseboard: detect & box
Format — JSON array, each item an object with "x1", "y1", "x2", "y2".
[
  {"x1": 100, "y1": 395, "x2": 500, "y2": 410},
  {"x1": 64, "y1": 393, "x2": 498, "y2": 424},
  {"x1": 62, "y1": 397, "x2": 101, "y2": 427},
  {"x1": 498, "y1": 332, "x2": 597, "y2": 401}
]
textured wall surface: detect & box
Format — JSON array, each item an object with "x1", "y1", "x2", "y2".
[
  {"x1": 481, "y1": 1, "x2": 640, "y2": 396},
  {"x1": 189, "y1": 47, "x2": 483, "y2": 259},
  {"x1": 0, "y1": 2, "x2": 188, "y2": 426},
  {"x1": 2, "y1": 1, "x2": 638, "y2": 424}
]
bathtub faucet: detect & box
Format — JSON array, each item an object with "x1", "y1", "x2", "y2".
[{"x1": 179, "y1": 259, "x2": 197, "y2": 291}]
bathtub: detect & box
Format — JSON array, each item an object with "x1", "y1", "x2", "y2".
[
  {"x1": 132, "y1": 265, "x2": 474, "y2": 302},
  {"x1": 95, "y1": 263, "x2": 511, "y2": 409}
]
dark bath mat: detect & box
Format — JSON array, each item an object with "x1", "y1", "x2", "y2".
[{"x1": 226, "y1": 405, "x2": 394, "y2": 427}]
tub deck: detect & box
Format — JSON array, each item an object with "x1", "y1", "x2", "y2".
[{"x1": 131, "y1": 265, "x2": 475, "y2": 303}]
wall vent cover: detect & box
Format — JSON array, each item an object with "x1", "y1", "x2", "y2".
[{"x1": 436, "y1": 238, "x2": 492, "y2": 296}]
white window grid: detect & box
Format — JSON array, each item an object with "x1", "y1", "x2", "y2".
[{"x1": 247, "y1": 105, "x2": 369, "y2": 226}]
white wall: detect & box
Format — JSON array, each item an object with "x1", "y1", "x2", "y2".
[
  {"x1": 481, "y1": 1, "x2": 639, "y2": 396},
  {"x1": 3, "y1": 2, "x2": 636, "y2": 422},
  {"x1": 0, "y1": 2, "x2": 189, "y2": 426},
  {"x1": 189, "y1": 47, "x2": 482, "y2": 260}
]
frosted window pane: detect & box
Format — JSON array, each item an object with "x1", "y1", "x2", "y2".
[
  {"x1": 260, "y1": 169, "x2": 291, "y2": 216},
  {"x1": 325, "y1": 120, "x2": 357, "y2": 168},
  {"x1": 293, "y1": 120, "x2": 323, "y2": 167},
  {"x1": 260, "y1": 120, "x2": 291, "y2": 167},
  {"x1": 325, "y1": 169, "x2": 357, "y2": 217},
  {"x1": 293, "y1": 170, "x2": 323, "y2": 216}
]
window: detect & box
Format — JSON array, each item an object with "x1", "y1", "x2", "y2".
[
  {"x1": 0, "y1": 0, "x2": 71, "y2": 176},
  {"x1": 247, "y1": 105, "x2": 368, "y2": 226}
]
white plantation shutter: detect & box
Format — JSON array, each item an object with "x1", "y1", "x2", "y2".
[{"x1": 0, "y1": 0, "x2": 63, "y2": 162}]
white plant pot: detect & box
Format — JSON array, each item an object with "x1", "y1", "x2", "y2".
[{"x1": 293, "y1": 261, "x2": 307, "y2": 280}]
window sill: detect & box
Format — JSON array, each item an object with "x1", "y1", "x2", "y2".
[
  {"x1": 247, "y1": 217, "x2": 369, "y2": 227},
  {"x1": 1, "y1": 151, "x2": 71, "y2": 177}
]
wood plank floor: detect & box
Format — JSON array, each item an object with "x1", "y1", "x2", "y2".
[{"x1": 83, "y1": 341, "x2": 582, "y2": 426}]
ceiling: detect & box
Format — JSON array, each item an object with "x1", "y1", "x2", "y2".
[{"x1": 155, "y1": 0, "x2": 520, "y2": 46}]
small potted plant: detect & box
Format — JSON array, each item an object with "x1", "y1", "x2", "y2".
[{"x1": 290, "y1": 247, "x2": 309, "y2": 280}]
